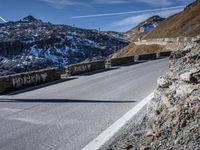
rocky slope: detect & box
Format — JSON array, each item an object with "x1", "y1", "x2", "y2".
[
  {"x1": 145, "y1": 0, "x2": 200, "y2": 39},
  {"x1": 108, "y1": 41, "x2": 200, "y2": 150},
  {"x1": 144, "y1": 42, "x2": 200, "y2": 149},
  {"x1": 0, "y1": 16, "x2": 128, "y2": 76},
  {"x1": 111, "y1": 43, "x2": 164, "y2": 58}
]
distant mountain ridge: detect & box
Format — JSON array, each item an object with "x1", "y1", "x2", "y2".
[{"x1": 0, "y1": 16, "x2": 128, "y2": 76}]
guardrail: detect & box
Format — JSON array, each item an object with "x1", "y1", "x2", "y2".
[
  {"x1": 137, "y1": 53, "x2": 157, "y2": 60},
  {"x1": 66, "y1": 60, "x2": 105, "y2": 76},
  {"x1": 107, "y1": 51, "x2": 171, "y2": 67},
  {"x1": 159, "y1": 51, "x2": 172, "y2": 57},
  {"x1": 0, "y1": 51, "x2": 172, "y2": 93},
  {"x1": 107, "y1": 56, "x2": 135, "y2": 67},
  {"x1": 0, "y1": 68, "x2": 61, "y2": 93}
]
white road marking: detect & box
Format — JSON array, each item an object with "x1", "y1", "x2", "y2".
[{"x1": 82, "y1": 92, "x2": 154, "y2": 150}]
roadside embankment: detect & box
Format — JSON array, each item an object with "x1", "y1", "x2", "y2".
[
  {"x1": 107, "y1": 42, "x2": 200, "y2": 150},
  {"x1": 135, "y1": 36, "x2": 200, "y2": 51},
  {"x1": 112, "y1": 36, "x2": 200, "y2": 60}
]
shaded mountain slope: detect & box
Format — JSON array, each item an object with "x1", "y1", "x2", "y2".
[{"x1": 0, "y1": 16, "x2": 128, "y2": 76}]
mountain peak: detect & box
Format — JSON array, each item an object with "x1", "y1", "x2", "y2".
[
  {"x1": 21, "y1": 15, "x2": 42, "y2": 23},
  {"x1": 128, "y1": 15, "x2": 165, "y2": 34},
  {"x1": 149, "y1": 15, "x2": 162, "y2": 19},
  {"x1": 145, "y1": 15, "x2": 165, "y2": 23}
]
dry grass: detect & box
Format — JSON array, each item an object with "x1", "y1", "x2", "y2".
[
  {"x1": 115, "y1": 43, "x2": 165, "y2": 57},
  {"x1": 145, "y1": 0, "x2": 200, "y2": 39}
]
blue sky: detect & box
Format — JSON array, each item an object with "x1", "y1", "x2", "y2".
[{"x1": 0, "y1": 0, "x2": 194, "y2": 32}]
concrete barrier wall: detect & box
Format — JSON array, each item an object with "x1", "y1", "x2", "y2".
[
  {"x1": 159, "y1": 51, "x2": 172, "y2": 57},
  {"x1": 0, "y1": 50, "x2": 172, "y2": 93},
  {"x1": 108, "y1": 56, "x2": 135, "y2": 67},
  {"x1": 108, "y1": 51, "x2": 172, "y2": 67},
  {"x1": 66, "y1": 60, "x2": 105, "y2": 75},
  {"x1": 138, "y1": 53, "x2": 157, "y2": 60},
  {"x1": 0, "y1": 68, "x2": 61, "y2": 93}
]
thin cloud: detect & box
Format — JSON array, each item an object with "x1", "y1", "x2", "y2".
[
  {"x1": 0, "y1": 17, "x2": 6, "y2": 23},
  {"x1": 92, "y1": 0, "x2": 130, "y2": 4},
  {"x1": 112, "y1": 9, "x2": 183, "y2": 26},
  {"x1": 40, "y1": 0, "x2": 80, "y2": 5},
  {"x1": 40, "y1": 0, "x2": 178, "y2": 9},
  {"x1": 39, "y1": 0, "x2": 130, "y2": 8},
  {"x1": 39, "y1": 0, "x2": 188, "y2": 10},
  {"x1": 136, "y1": 0, "x2": 172, "y2": 6},
  {"x1": 39, "y1": 0, "x2": 83, "y2": 9},
  {"x1": 72, "y1": 5, "x2": 185, "y2": 19}
]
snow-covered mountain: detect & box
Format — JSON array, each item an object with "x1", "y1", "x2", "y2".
[
  {"x1": 0, "y1": 16, "x2": 128, "y2": 76},
  {"x1": 127, "y1": 15, "x2": 165, "y2": 41},
  {"x1": 136, "y1": 15, "x2": 164, "y2": 33}
]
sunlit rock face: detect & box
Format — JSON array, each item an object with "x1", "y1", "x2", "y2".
[{"x1": 146, "y1": 43, "x2": 200, "y2": 149}]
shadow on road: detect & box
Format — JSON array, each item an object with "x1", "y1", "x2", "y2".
[
  {"x1": 0, "y1": 99, "x2": 136, "y2": 103},
  {"x1": 3, "y1": 78, "x2": 78, "y2": 96}
]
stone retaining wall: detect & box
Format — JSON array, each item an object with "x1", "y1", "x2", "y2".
[
  {"x1": 137, "y1": 53, "x2": 157, "y2": 60},
  {"x1": 0, "y1": 68, "x2": 61, "y2": 93},
  {"x1": 135, "y1": 36, "x2": 200, "y2": 51}
]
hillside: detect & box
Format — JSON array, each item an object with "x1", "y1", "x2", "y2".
[
  {"x1": 111, "y1": 43, "x2": 164, "y2": 58},
  {"x1": 111, "y1": 16, "x2": 165, "y2": 58},
  {"x1": 145, "y1": 0, "x2": 200, "y2": 39},
  {"x1": 112, "y1": 0, "x2": 200, "y2": 59},
  {"x1": 0, "y1": 16, "x2": 128, "y2": 76}
]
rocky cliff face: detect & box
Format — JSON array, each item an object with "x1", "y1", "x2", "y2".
[
  {"x1": 145, "y1": 43, "x2": 200, "y2": 149},
  {"x1": 106, "y1": 42, "x2": 200, "y2": 150},
  {"x1": 0, "y1": 16, "x2": 128, "y2": 76}
]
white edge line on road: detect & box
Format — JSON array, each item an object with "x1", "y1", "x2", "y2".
[{"x1": 82, "y1": 92, "x2": 154, "y2": 150}]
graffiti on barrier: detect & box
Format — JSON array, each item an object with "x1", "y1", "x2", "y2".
[
  {"x1": 74, "y1": 64, "x2": 92, "y2": 72},
  {"x1": 12, "y1": 73, "x2": 48, "y2": 87}
]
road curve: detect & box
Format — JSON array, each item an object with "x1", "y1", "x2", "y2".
[{"x1": 0, "y1": 58, "x2": 169, "y2": 150}]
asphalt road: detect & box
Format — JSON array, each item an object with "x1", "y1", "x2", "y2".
[{"x1": 0, "y1": 58, "x2": 169, "y2": 150}]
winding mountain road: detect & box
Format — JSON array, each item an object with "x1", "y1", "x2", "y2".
[{"x1": 0, "y1": 58, "x2": 168, "y2": 150}]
